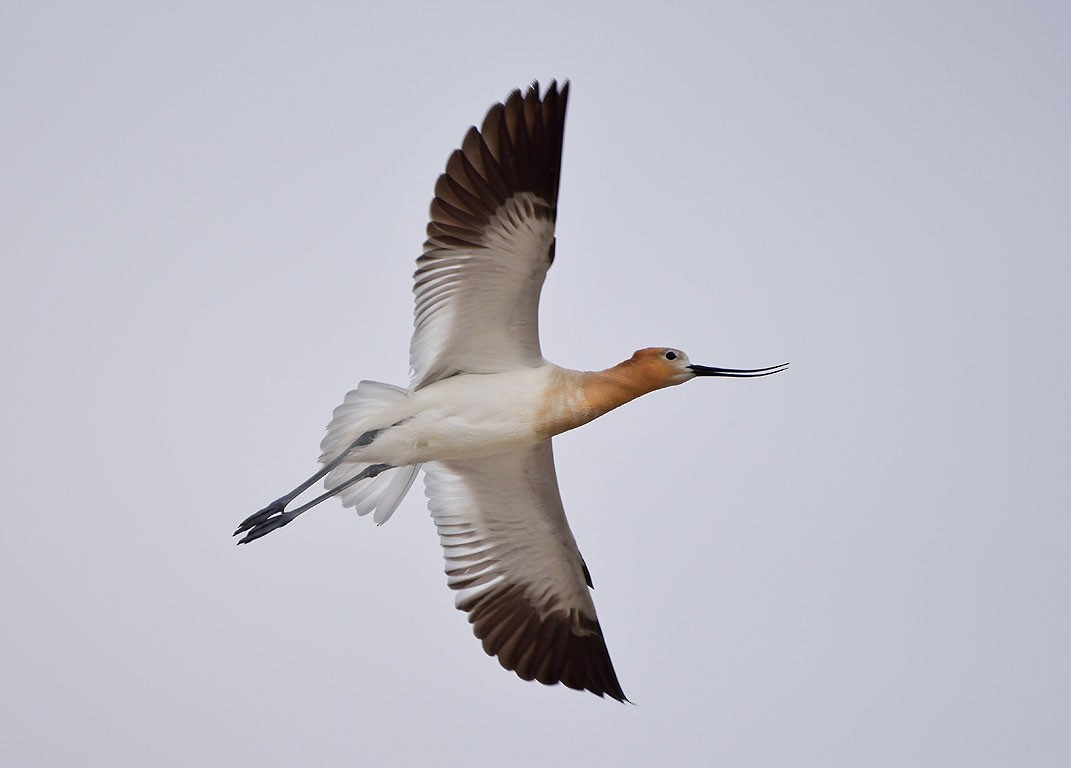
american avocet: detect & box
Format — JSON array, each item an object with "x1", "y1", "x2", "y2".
[{"x1": 235, "y1": 81, "x2": 787, "y2": 702}]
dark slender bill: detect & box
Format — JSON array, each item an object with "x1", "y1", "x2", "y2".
[{"x1": 688, "y1": 362, "x2": 789, "y2": 378}]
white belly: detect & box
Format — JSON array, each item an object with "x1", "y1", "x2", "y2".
[{"x1": 362, "y1": 365, "x2": 558, "y2": 465}]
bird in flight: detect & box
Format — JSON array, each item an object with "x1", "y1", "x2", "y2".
[{"x1": 235, "y1": 81, "x2": 787, "y2": 702}]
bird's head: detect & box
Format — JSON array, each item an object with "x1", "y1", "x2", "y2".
[{"x1": 628, "y1": 347, "x2": 789, "y2": 389}]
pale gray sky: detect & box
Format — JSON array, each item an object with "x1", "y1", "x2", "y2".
[{"x1": 3, "y1": 2, "x2": 1069, "y2": 766}]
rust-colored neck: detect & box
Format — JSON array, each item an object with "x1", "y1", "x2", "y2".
[
  {"x1": 581, "y1": 357, "x2": 670, "y2": 416},
  {"x1": 536, "y1": 357, "x2": 670, "y2": 439}
]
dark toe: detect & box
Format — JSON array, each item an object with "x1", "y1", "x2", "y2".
[
  {"x1": 233, "y1": 500, "x2": 289, "y2": 536},
  {"x1": 236, "y1": 513, "x2": 294, "y2": 544}
]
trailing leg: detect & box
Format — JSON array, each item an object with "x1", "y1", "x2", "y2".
[
  {"x1": 238, "y1": 427, "x2": 383, "y2": 535},
  {"x1": 234, "y1": 462, "x2": 393, "y2": 544}
]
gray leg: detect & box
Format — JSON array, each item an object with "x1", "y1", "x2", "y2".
[
  {"x1": 235, "y1": 463, "x2": 392, "y2": 544},
  {"x1": 233, "y1": 427, "x2": 385, "y2": 543},
  {"x1": 270, "y1": 429, "x2": 384, "y2": 507}
]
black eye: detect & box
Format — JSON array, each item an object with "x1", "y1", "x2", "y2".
[{"x1": 665, "y1": 351, "x2": 677, "y2": 360}]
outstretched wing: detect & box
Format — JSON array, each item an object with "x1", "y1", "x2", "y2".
[
  {"x1": 410, "y1": 81, "x2": 569, "y2": 390},
  {"x1": 423, "y1": 440, "x2": 626, "y2": 701}
]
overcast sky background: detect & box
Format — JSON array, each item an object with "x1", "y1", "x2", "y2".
[{"x1": 3, "y1": 2, "x2": 1069, "y2": 766}]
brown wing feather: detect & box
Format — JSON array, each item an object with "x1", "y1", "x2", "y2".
[{"x1": 411, "y1": 82, "x2": 569, "y2": 388}]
